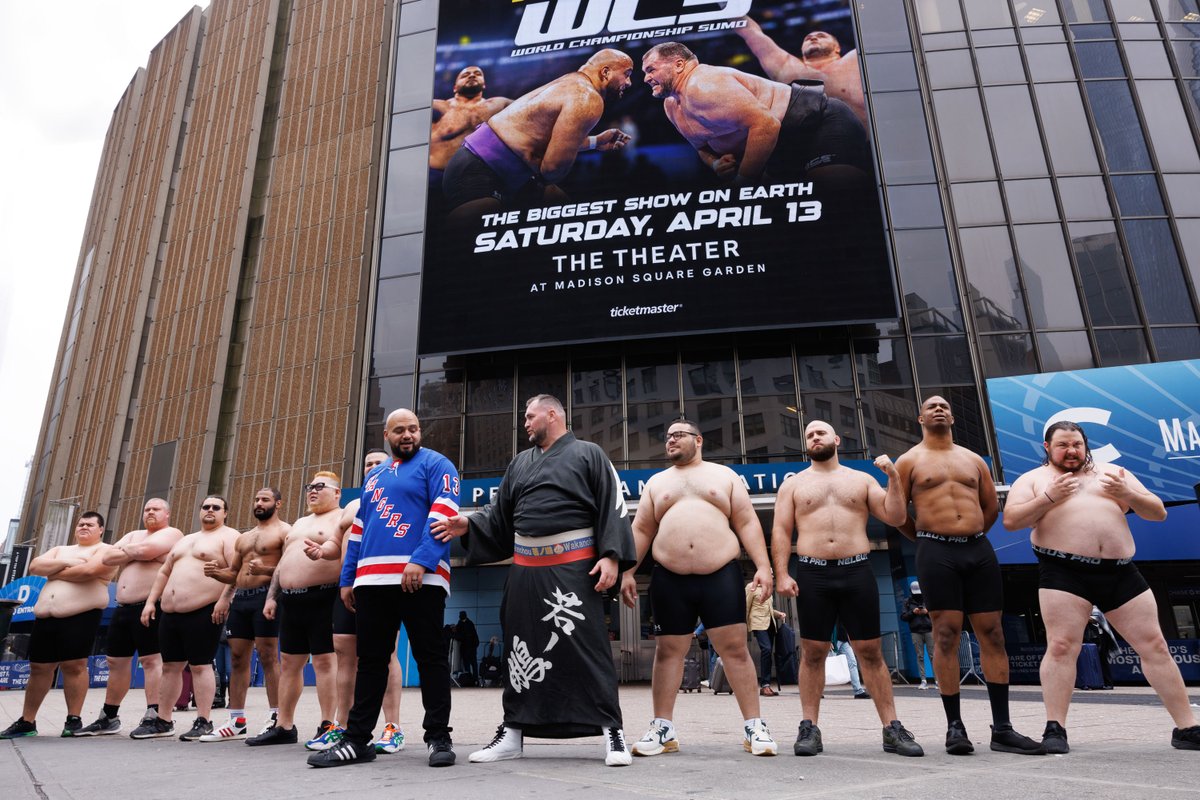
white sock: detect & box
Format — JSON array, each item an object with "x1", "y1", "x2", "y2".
[
  {"x1": 651, "y1": 717, "x2": 673, "y2": 732},
  {"x1": 744, "y1": 717, "x2": 763, "y2": 729}
]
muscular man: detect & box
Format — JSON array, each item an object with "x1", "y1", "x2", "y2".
[
  {"x1": 199, "y1": 488, "x2": 288, "y2": 741},
  {"x1": 132, "y1": 497, "x2": 239, "y2": 741},
  {"x1": 642, "y1": 41, "x2": 869, "y2": 184},
  {"x1": 74, "y1": 500, "x2": 182, "y2": 736},
  {"x1": 430, "y1": 66, "x2": 512, "y2": 175},
  {"x1": 895, "y1": 396, "x2": 1043, "y2": 756},
  {"x1": 434, "y1": 394, "x2": 636, "y2": 767},
  {"x1": 441, "y1": 49, "x2": 632, "y2": 215},
  {"x1": 619, "y1": 417, "x2": 777, "y2": 757},
  {"x1": 735, "y1": 18, "x2": 868, "y2": 127},
  {"x1": 306, "y1": 409, "x2": 460, "y2": 768},
  {"x1": 772, "y1": 421, "x2": 922, "y2": 758},
  {"x1": 1003, "y1": 421, "x2": 1199, "y2": 752},
  {"x1": 1, "y1": 512, "x2": 115, "y2": 739},
  {"x1": 246, "y1": 473, "x2": 343, "y2": 747}
]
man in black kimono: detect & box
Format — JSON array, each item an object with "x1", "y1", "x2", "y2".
[{"x1": 433, "y1": 394, "x2": 636, "y2": 766}]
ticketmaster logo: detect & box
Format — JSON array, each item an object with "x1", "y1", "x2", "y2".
[{"x1": 610, "y1": 303, "x2": 682, "y2": 317}]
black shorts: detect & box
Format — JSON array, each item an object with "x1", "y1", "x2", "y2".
[
  {"x1": 30, "y1": 609, "x2": 103, "y2": 663},
  {"x1": 158, "y1": 604, "x2": 222, "y2": 666},
  {"x1": 442, "y1": 149, "x2": 545, "y2": 211},
  {"x1": 1035, "y1": 546, "x2": 1150, "y2": 613},
  {"x1": 915, "y1": 532, "x2": 1004, "y2": 615},
  {"x1": 332, "y1": 591, "x2": 356, "y2": 636},
  {"x1": 649, "y1": 560, "x2": 745, "y2": 635},
  {"x1": 226, "y1": 587, "x2": 278, "y2": 640},
  {"x1": 277, "y1": 584, "x2": 337, "y2": 655},
  {"x1": 768, "y1": 84, "x2": 870, "y2": 179},
  {"x1": 106, "y1": 601, "x2": 160, "y2": 658},
  {"x1": 794, "y1": 554, "x2": 880, "y2": 641}
]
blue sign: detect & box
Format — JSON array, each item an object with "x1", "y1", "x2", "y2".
[
  {"x1": 0, "y1": 576, "x2": 46, "y2": 622},
  {"x1": 1109, "y1": 639, "x2": 1200, "y2": 683},
  {"x1": 0, "y1": 660, "x2": 31, "y2": 689}
]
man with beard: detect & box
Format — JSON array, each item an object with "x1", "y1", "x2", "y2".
[
  {"x1": 772, "y1": 421, "x2": 922, "y2": 758},
  {"x1": 641, "y1": 41, "x2": 869, "y2": 184},
  {"x1": 1003, "y1": 421, "x2": 1199, "y2": 752},
  {"x1": 199, "y1": 487, "x2": 288, "y2": 741},
  {"x1": 133, "y1": 497, "x2": 240, "y2": 741},
  {"x1": 441, "y1": 49, "x2": 633, "y2": 215},
  {"x1": 430, "y1": 66, "x2": 512, "y2": 180},
  {"x1": 433, "y1": 394, "x2": 635, "y2": 767},
  {"x1": 618, "y1": 417, "x2": 777, "y2": 757},
  {"x1": 306, "y1": 409, "x2": 459, "y2": 768},
  {"x1": 895, "y1": 397, "x2": 1043, "y2": 756}
]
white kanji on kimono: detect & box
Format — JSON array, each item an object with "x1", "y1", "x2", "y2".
[
  {"x1": 507, "y1": 635, "x2": 551, "y2": 693},
  {"x1": 540, "y1": 586, "x2": 586, "y2": 651}
]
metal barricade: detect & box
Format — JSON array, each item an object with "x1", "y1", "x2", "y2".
[
  {"x1": 958, "y1": 631, "x2": 983, "y2": 685},
  {"x1": 882, "y1": 631, "x2": 908, "y2": 684}
]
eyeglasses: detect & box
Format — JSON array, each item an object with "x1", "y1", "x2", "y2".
[
  {"x1": 200, "y1": 504, "x2": 223, "y2": 511},
  {"x1": 305, "y1": 482, "x2": 337, "y2": 493},
  {"x1": 665, "y1": 431, "x2": 698, "y2": 441}
]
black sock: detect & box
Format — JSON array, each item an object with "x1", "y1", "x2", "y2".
[
  {"x1": 940, "y1": 692, "x2": 961, "y2": 724},
  {"x1": 148, "y1": 703, "x2": 159, "y2": 712},
  {"x1": 987, "y1": 682, "x2": 1011, "y2": 728},
  {"x1": 103, "y1": 703, "x2": 120, "y2": 719},
  {"x1": 66, "y1": 715, "x2": 82, "y2": 724}
]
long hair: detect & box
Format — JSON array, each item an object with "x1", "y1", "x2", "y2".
[{"x1": 1042, "y1": 420, "x2": 1094, "y2": 471}]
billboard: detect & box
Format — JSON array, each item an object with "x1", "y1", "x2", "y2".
[{"x1": 417, "y1": 0, "x2": 897, "y2": 355}]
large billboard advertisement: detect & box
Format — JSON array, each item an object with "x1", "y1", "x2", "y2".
[{"x1": 418, "y1": 0, "x2": 897, "y2": 355}]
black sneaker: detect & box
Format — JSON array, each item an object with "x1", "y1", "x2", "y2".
[
  {"x1": 180, "y1": 717, "x2": 214, "y2": 742},
  {"x1": 307, "y1": 740, "x2": 377, "y2": 768},
  {"x1": 1171, "y1": 725, "x2": 1200, "y2": 750},
  {"x1": 428, "y1": 734, "x2": 457, "y2": 767},
  {"x1": 130, "y1": 716, "x2": 175, "y2": 739},
  {"x1": 854, "y1": 691, "x2": 872, "y2": 700},
  {"x1": 990, "y1": 724, "x2": 1046, "y2": 755},
  {"x1": 945, "y1": 720, "x2": 974, "y2": 755},
  {"x1": 0, "y1": 718, "x2": 37, "y2": 739},
  {"x1": 882, "y1": 720, "x2": 924, "y2": 757},
  {"x1": 793, "y1": 720, "x2": 822, "y2": 756},
  {"x1": 1042, "y1": 721, "x2": 1069, "y2": 754},
  {"x1": 246, "y1": 724, "x2": 299, "y2": 746},
  {"x1": 77, "y1": 713, "x2": 121, "y2": 736},
  {"x1": 61, "y1": 715, "x2": 83, "y2": 737}
]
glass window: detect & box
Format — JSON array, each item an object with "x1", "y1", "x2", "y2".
[
  {"x1": 1112, "y1": 174, "x2": 1166, "y2": 216},
  {"x1": 1070, "y1": 221, "x2": 1142, "y2": 325},
  {"x1": 1022, "y1": 25, "x2": 1067, "y2": 42},
  {"x1": 627, "y1": 402, "x2": 676, "y2": 465},
  {"x1": 370, "y1": 276, "x2": 420, "y2": 376},
  {"x1": 961, "y1": 226, "x2": 1029, "y2": 332},
  {"x1": 854, "y1": 337, "x2": 915, "y2": 388},
  {"x1": 1152, "y1": 326, "x2": 1200, "y2": 359},
  {"x1": 984, "y1": 85, "x2": 1050, "y2": 177},
  {"x1": 1136, "y1": 80, "x2": 1200, "y2": 171},
  {"x1": 742, "y1": 395, "x2": 803, "y2": 457},
  {"x1": 1058, "y1": 176, "x2": 1113, "y2": 218},
  {"x1": 1095, "y1": 328, "x2": 1151, "y2": 365},
  {"x1": 1086, "y1": 81, "x2": 1154, "y2": 172},
  {"x1": 1181, "y1": 80, "x2": 1200, "y2": 129},
  {"x1": 1175, "y1": 218, "x2": 1200, "y2": 292},
  {"x1": 856, "y1": 0, "x2": 913, "y2": 53},
  {"x1": 1119, "y1": 23, "x2": 1162, "y2": 38},
  {"x1": 572, "y1": 357, "x2": 622, "y2": 406},
  {"x1": 366, "y1": 375, "x2": 415, "y2": 430},
  {"x1": 1063, "y1": 0, "x2": 1110, "y2": 21},
  {"x1": 965, "y1": 0, "x2": 1014, "y2": 28},
  {"x1": 1075, "y1": 41, "x2": 1126, "y2": 78},
  {"x1": 980, "y1": 333, "x2": 1038, "y2": 376},
  {"x1": 382, "y1": 146, "x2": 430, "y2": 236},
  {"x1": 417, "y1": 370, "x2": 463, "y2": 417},
  {"x1": 973, "y1": 29, "x2": 1019, "y2": 45},
  {"x1": 1004, "y1": 179, "x2": 1058, "y2": 223},
  {"x1": 682, "y1": 398, "x2": 741, "y2": 460},
  {"x1": 1123, "y1": 219, "x2": 1198, "y2": 323},
  {"x1": 1014, "y1": 2, "x2": 1062, "y2": 26},
  {"x1": 888, "y1": 184, "x2": 946, "y2": 229},
  {"x1": 932, "y1": 89, "x2": 996, "y2": 180},
  {"x1": 922, "y1": 32, "x2": 971, "y2": 50},
  {"x1": 738, "y1": 346, "x2": 794, "y2": 396},
  {"x1": 796, "y1": 349, "x2": 854, "y2": 392},
  {"x1": 682, "y1": 351, "x2": 737, "y2": 398},
  {"x1": 894, "y1": 229, "x2": 965, "y2": 332},
  {"x1": 1070, "y1": 23, "x2": 1116, "y2": 39},
  {"x1": 914, "y1": 0, "x2": 964, "y2": 32},
  {"x1": 1111, "y1": 0, "x2": 1154, "y2": 20},
  {"x1": 463, "y1": 414, "x2": 512, "y2": 475},
  {"x1": 861, "y1": 388, "x2": 922, "y2": 454},
  {"x1": 419, "y1": 417, "x2": 460, "y2": 465},
  {"x1": 952, "y1": 181, "x2": 1006, "y2": 225},
  {"x1": 866, "y1": 53, "x2": 920, "y2": 92},
  {"x1": 379, "y1": 233, "x2": 422, "y2": 279},
  {"x1": 625, "y1": 351, "x2": 678, "y2": 403},
  {"x1": 1125, "y1": 42, "x2": 1173, "y2": 77},
  {"x1": 518, "y1": 361, "x2": 568, "y2": 405},
  {"x1": 397, "y1": 0, "x2": 437, "y2": 33},
  {"x1": 390, "y1": 108, "x2": 432, "y2": 151},
  {"x1": 926, "y1": 50, "x2": 977, "y2": 89},
  {"x1": 571, "y1": 405, "x2": 623, "y2": 464},
  {"x1": 871, "y1": 92, "x2": 939, "y2": 184},
  {"x1": 1037, "y1": 330, "x2": 1096, "y2": 370},
  {"x1": 392, "y1": 30, "x2": 436, "y2": 113},
  {"x1": 1033, "y1": 84, "x2": 1101, "y2": 174},
  {"x1": 976, "y1": 46, "x2": 1026, "y2": 83},
  {"x1": 1013, "y1": 224, "x2": 1087, "y2": 328},
  {"x1": 1164, "y1": 174, "x2": 1200, "y2": 215},
  {"x1": 1171, "y1": 41, "x2": 1200, "y2": 76},
  {"x1": 466, "y1": 361, "x2": 513, "y2": 413},
  {"x1": 912, "y1": 335, "x2": 975, "y2": 384},
  {"x1": 1025, "y1": 44, "x2": 1077, "y2": 81},
  {"x1": 1157, "y1": 0, "x2": 1200, "y2": 22}
]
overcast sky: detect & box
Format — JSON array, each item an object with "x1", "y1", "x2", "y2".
[{"x1": 0, "y1": 1, "x2": 205, "y2": 548}]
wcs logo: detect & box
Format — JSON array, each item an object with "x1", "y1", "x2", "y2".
[{"x1": 514, "y1": 0, "x2": 751, "y2": 45}]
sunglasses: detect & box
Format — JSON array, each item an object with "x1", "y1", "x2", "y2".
[{"x1": 200, "y1": 503, "x2": 223, "y2": 511}]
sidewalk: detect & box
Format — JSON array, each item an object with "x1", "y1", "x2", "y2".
[{"x1": 3, "y1": 682, "x2": 1198, "y2": 799}]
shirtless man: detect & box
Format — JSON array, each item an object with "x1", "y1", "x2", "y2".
[
  {"x1": 642, "y1": 41, "x2": 869, "y2": 184},
  {"x1": 735, "y1": 17, "x2": 868, "y2": 127},
  {"x1": 1003, "y1": 421, "x2": 1200, "y2": 752},
  {"x1": 199, "y1": 487, "x2": 288, "y2": 741},
  {"x1": 619, "y1": 417, "x2": 777, "y2": 757},
  {"x1": 895, "y1": 396, "x2": 1043, "y2": 756},
  {"x1": 772, "y1": 421, "x2": 922, "y2": 758},
  {"x1": 430, "y1": 66, "x2": 512, "y2": 174},
  {"x1": 247, "y1": 472, "x2": 343, "y2": 748},
  {"x1": 1, "y1": 512, "x2": 115, "y2": 739},
  {"x1": 132, "y1": 496, "x2": 239, "y2": 741},
  {"x1": 441, "y1": 48, "x2": 632, "y2": 215},
  {"x1": 75, "y1": 499, "x2": 183, "y2": 736}
]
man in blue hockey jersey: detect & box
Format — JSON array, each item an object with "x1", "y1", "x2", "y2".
[{"x1": 306, "y1": 408, "x2": 461, "y2": 768}]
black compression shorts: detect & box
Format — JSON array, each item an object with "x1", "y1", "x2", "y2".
[
  {"x1": 332, "y1": 590, "x2": 356, "y2": 636},
  {"x1": 649, "y1": 560, "x2": 745, "y2": 635},
  {"x1": 766, "y1": 84, "x2": 871, "y2": 180},
  {"x1": 794, "y1": 554, "x2": 880, "y2": 641},
  {"x1": 30, "y1": 609, "x2": 103, "y2": 663},
  {"x1": 277, "y1": 584, "x2": 337, "y2": 655},
  {"x1": 106, "y1": 601, "x2": 159, "y2": 658},
  {"x1": 158, "y1": 604, "x2": 222, "y2": 666},
  {"x1": 1034, "y1": 546, "x2": 1150, "y2": 613},
  {"x1": 226, "y1": 586, "x2": 278, "y2": 640},
  {"x1": 915, "y1": 532, "x2": 1004, "y2": 615}
]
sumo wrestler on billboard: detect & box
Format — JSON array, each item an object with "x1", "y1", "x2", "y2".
[{"x1": 417, "y1": 0, "x2": 898, "y2": 356}]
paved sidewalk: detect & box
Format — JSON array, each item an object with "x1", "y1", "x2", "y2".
[{"x1": 3, "y1": 682, "x2": 1198, "y2": 799}]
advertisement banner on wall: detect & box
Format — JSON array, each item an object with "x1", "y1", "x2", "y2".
[{"x1": 417, "y1": 0, "x2": 897, "y2": 355}]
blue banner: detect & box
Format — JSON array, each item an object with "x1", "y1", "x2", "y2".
[{"x1": 0, "y1": 660, "x2": 31, "y2": 689}]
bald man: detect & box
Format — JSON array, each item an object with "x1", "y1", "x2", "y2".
[{"x1": 431, "y1": 66, "x2": 512, "y2": 172}]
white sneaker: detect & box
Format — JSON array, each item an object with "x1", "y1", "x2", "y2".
[
  {"x1": 604, "y1": 727, "x2": 632, "y2": 766},
  {"x1": 744, "y1": 720, "x2": 777, "y2": 756},
  {"x1": 631, "y1": 721, "x2": 678, "y2": 756},
  {"x1": 918, "y1": 680, "x2": 928, "y2": 690},
  {"x1": 198, "y1": 718, "x2": 247, "y2": 742},
  {"x1": 470, "y1": 725, "x2": 523, "y2": 762},
  {"x1": 699, "y1": 680, "x2": 710, "y2": 688},
  {"x1": 257, "y1": 712, "x2": 278, "y2": 736}
]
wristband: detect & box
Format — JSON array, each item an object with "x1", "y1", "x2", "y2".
[
  {"x1": 587, "y1": 135, "x2": 597, "y2": 151},
  {"x1": 1044, "y1": 491, "x2": 1055, "y2": 503}
]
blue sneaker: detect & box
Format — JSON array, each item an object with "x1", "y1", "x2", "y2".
[
  {"x1": 374, "y1": 722, "x2": 405, "y2": 753},
  {"x1": 306, "y1": 720, "x2": 345, "y2": 751}
]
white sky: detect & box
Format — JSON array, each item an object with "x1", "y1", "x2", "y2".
[{"x1": 0, "y1": 1, "x2": 205, "y2": 548}]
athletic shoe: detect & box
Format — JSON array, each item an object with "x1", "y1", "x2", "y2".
[
  {"x1": 0, "y1": 718, "x2": 37, "y2": 739},
  {"x1": 428, "y1": 734, "x2": 456, "y2": 767},
  {"x1": 307, "y1": 739, "x2": 377, "y2": 768},
  {"x1": 699, "y1": 680, "x2": 710, "y2": 689},
  {"x1": 918, "y1": 680, "x2": 928, "y2": 690},
  {"x1": 854, "y1": 691, "x2": 871, "y2": 700},
  {"x1": 199, "y1": 718, "x2": 247, "y2": 742},
  {"x1": 604, "y1": 727, "x2": 632, "y2": 766},
  {"x1": 470, "y1": 725, "x2": 523, "y2": 762},
  {"x1": 306, "y1": 720, "x2": 345, "y2": 751},
  {"x1": 1041, "y1": 721, "x2": 1069, "y2": 754},
  {"x1": 990, "y1": 724, "x2": 1045, "y2": 755},
  {"x1": 946, "y1": 720, "x2": 974, "y2": 755},
  {"x1": 882, "y1": 720, "x2": 924, "y2": 757},
  {"x1": 76, "y1": 713, "x2": 121, "y2": 736},
  {"x1": 130, "y1": 717, "x2": 175, "y2": 739},
  {"x1": 760, "y1": 685, "x2": 777, "y2": 697},
  {"x1": 793, "y1": 720, "x2": 822, "y2": 756},
  {"x1": 257, "y1": 712, "x2": 278, "y2": 737},
  {"x1": 139, "y1": 708, "x2": 159, "y2": 726},
  {"x1": 246, "y1": 724, "x2": 298, "y2": 746},
  {"x1": 1171, "y1": 725, "x2": 1200, "y2": 750},
  {"x1": 179, "y1": 717, "x2": 213, "y2": 742},
  {"x1": 743, "y1": 719, "x2": 777, "y2": 756},
  {"x1": 374, "y1": 723, "x2": 405, "y2": 754},
  {"x1": 632, "y1": 721, "x2": 678, "y2": 756},
  {"x1": 61, "y1": 715, "x2": 84, "y2": 737}
]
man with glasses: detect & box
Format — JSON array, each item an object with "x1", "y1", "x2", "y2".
[
  {"x1": 618, "y1": 418, "x2": 778, "y2": 758},
  {"x1": 132, "y1": 497, "x2": 239, "y2": 741}
]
